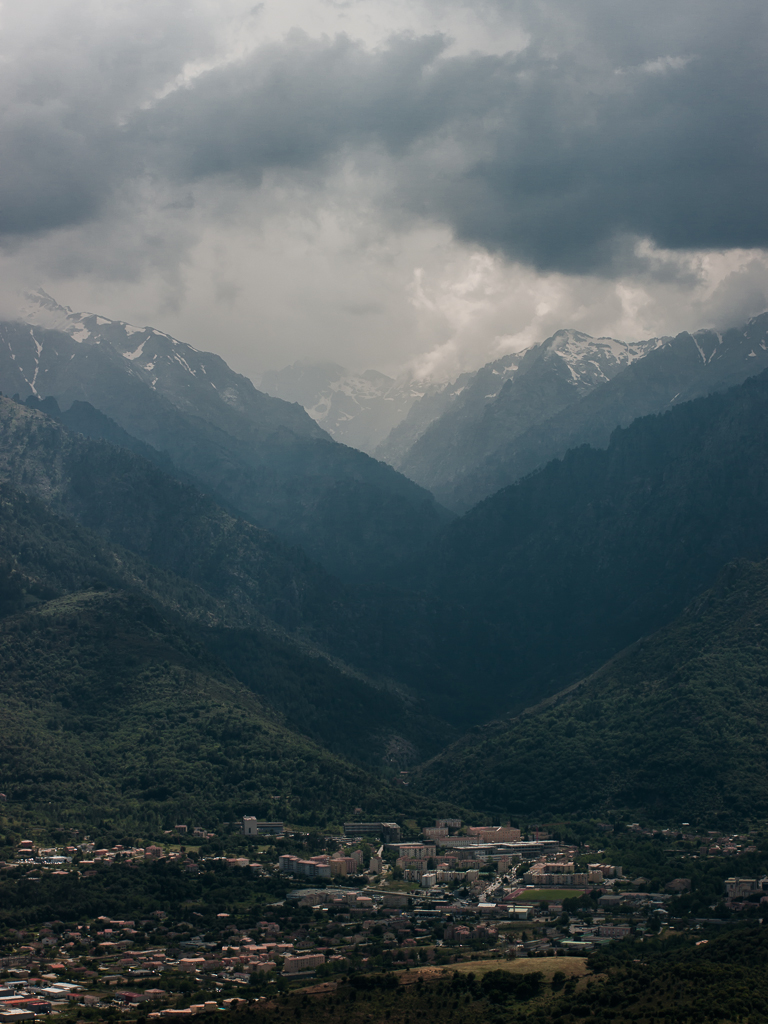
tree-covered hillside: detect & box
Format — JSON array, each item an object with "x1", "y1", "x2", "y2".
[
  {"x1": 0, "y1": 439, "x2": 454, "y2": 778},
  {"x1": 416, "y1": 556, "x2": 768, "y2": 821},
  {"x1": 0, "y1": 396, "x2": 346, "y2": 633},
  {"x1": 0, "y1": 588, "x2": 456, "y2": 830},
  {"x1": 0, "y1": 397, "x2": 472, "y2": 740},
  {"x1": 424, "y1": 368, "x2": 768, "y2": 716}
]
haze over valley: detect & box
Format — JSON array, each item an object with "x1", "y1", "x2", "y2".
[{"x1": 2, "y1": 0, "x2": 768, "y2": 1019}]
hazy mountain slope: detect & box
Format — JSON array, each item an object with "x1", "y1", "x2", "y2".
[
  {"x1": 0, "y1": 396, "x2": 345, "y2": 633},
  {"x1": 24, "y1": 394, "x2": 177, "y2": 473},
  {"x1": 17, "y1": 289, "x2": 319, "y2": 441},
  {"x1": 0, "y1": 480, "x2": 247, "y2": 626},
  {"x1": 0, "y1": 399, "x2": 457, "y2": 765},
  {"x1": 0, "y1": 588, "x2": 419, "y2": 831},
  {"x1": 261, "y1": 361, "x2": 443, "y2": 454},
  {"x1": 391, "y1": 331, "x2": 660, "y2": 496},
  {"x1": 443, "y1": 314, "x2": 768, "y2": 510},
  {"x1": 421, "y1": 368, "x2": 768, "y2": 718},
  {"x1": 379, "y1": 351, "x2": 525, "y2": 479},
  {"x1": 416, "y1": 557, "x2": 768, "y2": 822},
  {"x1": 373, "y1": 371, "x2": 476, "y2": 466},
  {"x1": 2, "y1": 300, "x2": 451, "y2": 583}
]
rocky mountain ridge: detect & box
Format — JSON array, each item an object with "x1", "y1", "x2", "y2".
[
  {"x1": 442, "y1": 314, "x2": 768, "y2": 511},
  {"x1": 17, "y1": 289, "x2": 320, "y2": 441},
  {"x1": 381, "y1": 329, "x2": 664, "y2": 496},
  {"x1": 4, "y1": 292, "x2": 451, "y2": 584}
]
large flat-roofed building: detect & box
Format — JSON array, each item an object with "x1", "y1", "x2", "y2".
[
  {"x1": 423, "y1": 827, "x2": 449, "y2": 840},
  {"x1": 438, "y1": 839, "x2": 561, "y2": 861},
  {"x1": 283, "y1": 954, "x2": 325, "y2": 974},
  {"x1": 278, "y1": 855, "x2": 331, "y2": 879},
  {"x1": 343, "y1": 822, "x2": 401, "y2": 843},
  {"x1": 388, "y1": 843, "x2": 437, "y2": 860},
  {"x1": 243, "y1": 818, "x2": 284, "y2": 836}
]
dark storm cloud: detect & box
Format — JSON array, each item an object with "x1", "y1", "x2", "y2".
[
  {"x1": 0, "y1": 108, "x2": 122, "y2": 235},
  {"x1": 2, "y1": 0, "x2": 767, "y2": 275},
  {"x1": 139, "y1": 32, "x2": 455, "y2": 179},
  {"x1": 0, "y1": 0, "x2": 219, "y2": 239},
  {"x1": 134, "y1": 3, "x2": 768, "y2": 273},
  {"x1": 429, "y1": 44, "x2": 768, "y2": 272}
]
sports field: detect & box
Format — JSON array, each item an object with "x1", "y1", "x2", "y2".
[{"x1": 512, "y1": 889, "x2": 584, "y2": 902}]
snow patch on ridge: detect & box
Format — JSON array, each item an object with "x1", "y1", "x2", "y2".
[{"x1": 123, "y1": 340, "x2": 147, "y2": 361}]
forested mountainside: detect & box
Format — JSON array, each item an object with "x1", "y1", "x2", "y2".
[
  {"x1": 415, "y1": 368, "x2": 768, "y2": 718},
  {"x1": 0, "y1": 397, "x2": 347, "y2": 634},
  {"x1": 0, "y1": 399, "x2": 457, "y2": 768},
  {"x1": 388, "y1": 330, "x2": 661, "y2": 495},
  {"x1": 0, "y1": 588, "x2": 462, "y2": 830},
  {"x1": 1, "y1": 301, "x2": 450, "y2": 584},
  {"x1": 416, "y1": 556, "x2": 768, "y2": 822},
  {"x1": 10, "y1": 397, "x2": 555, "y2": 750},
  {"x1": 5, "y1": 332, "x2": 768, "y2": 823},
  {"x1": 8, "y1": 361, "x2": 768, "y2": 736}
]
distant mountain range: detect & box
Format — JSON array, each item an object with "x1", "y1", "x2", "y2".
[
  {"x1": 7, "y1": 291, "x2": 450, "y2": 584},
  {"x1": 378, "y1": 317, "x2": 768, "y2": 511},
  {"x1": 260, "y1": 361, "x2": 444, "y2": 455},
  {"x1": 378, "y1": 330, "x2": 661, "y2": 489}
]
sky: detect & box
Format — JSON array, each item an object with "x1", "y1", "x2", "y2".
[{"x1": 0, "y1": 0, "x2": 767, "y2": 382}]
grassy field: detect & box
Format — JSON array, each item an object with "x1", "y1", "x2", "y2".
[
  {"x1": 443, "y1": 957, "x2": 588, "y2": 980},
  {"x1": 400, "y1": 957, "x2": 590, "y2": 985},
  {"x1": 512, "y1": 888, "x2": 583, "y2": 902}
]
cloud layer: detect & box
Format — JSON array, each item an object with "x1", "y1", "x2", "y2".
[{"x1": 1, "y1": 0, "x2": 767, "y2": 376}]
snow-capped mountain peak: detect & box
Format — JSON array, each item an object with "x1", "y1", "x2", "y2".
[
  {"x1": 260, "y1": 361, "x2": 445, "y2": 454},
  {"x1": 11, "y1": 290, "x2": 323, "y2": 439},
  {"x1": 541, "y1": 328, "x2": 665, "y2": 390}
]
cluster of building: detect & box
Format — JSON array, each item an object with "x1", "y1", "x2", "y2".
[
  {"x1": 5, "y1": 840, "x2": 260, "y2": 879},
  {"x1": 266, "y1": 818, "x2": 633, "y2": 895},
  {"x1": 0, "y1": 982, "x2": 57, "y2": 1022},
  {"x1": 277, "y1": 850, "x2": 367, "y2": 880},
  {"x1": 723, "y1": 876, "x2": 768, "y2": 909},
  {"x1": 523, "y1": 860, "x2": 622, "y2": 887},
  {"x1": 0, "y1": 908, "x2": 343, "y2": 1010},
  {"x1": 4, "y1": 813, "x2": 767, "y2": 1023}
]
